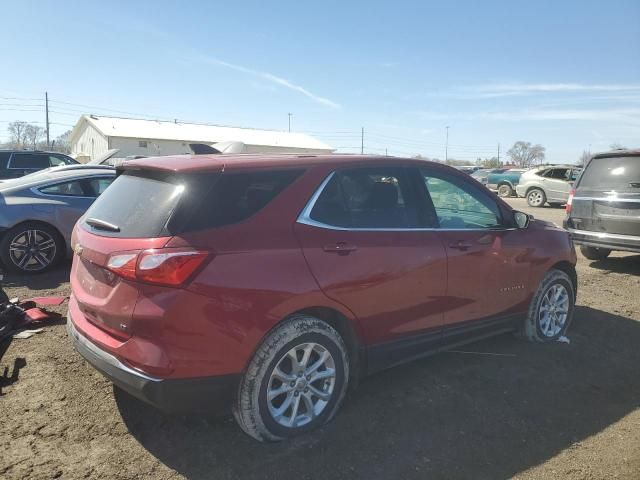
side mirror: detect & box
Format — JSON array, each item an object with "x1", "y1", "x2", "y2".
[{"x1": 514, "y1": 210, "x2": 531, "y2": 229}]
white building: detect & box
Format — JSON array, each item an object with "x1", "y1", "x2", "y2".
[{"x1": 69, "y1": 115, "x2": 334, "y2": 161}]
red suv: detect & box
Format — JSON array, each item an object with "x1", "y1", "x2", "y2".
[{"x1": 67, "y1": 154, "x2": 577, "y2": 441}]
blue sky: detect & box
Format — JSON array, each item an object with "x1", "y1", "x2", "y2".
[{"x1": 1, "y1": 0, "x2": 639, "y2": 163}]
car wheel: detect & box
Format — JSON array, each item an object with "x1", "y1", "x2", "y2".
[
  {"x1": 526, "y1": 188, "x2": 546, "y2": 207},
  {"x1": 497, "y1": 184, "x2": 513, "y2": 197},
  {"x1": 580, "y1": 245, "x2": 611, "y2": 260},
  {"x1": 0, "y1": 222, "x2": 65, "y2": 273},
  {"x1": 234, "y1": 314, "x2": 350, "y2": 442},
  {"x1": 522, "y1": 269, "x2": 575, "y2": 342}
]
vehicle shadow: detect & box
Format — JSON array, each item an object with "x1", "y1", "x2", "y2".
[
  {"x1": 587, "y1": 254, "x2": 640, "y2": 276},
  {"x1": 116, "y1": 306, "x2": 640, "y2": 480},
  {"x1": 1, "y1": 261, "x2": 71, "y2": 291},
  {"x1": 0, "y1": 338, "x2": 26, "y2": 396}
]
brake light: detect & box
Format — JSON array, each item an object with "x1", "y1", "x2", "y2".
[
  {"x1": 106, "y1": 249, "x2": 209, "y2": 286},
  {"x1": 566, "y1": 188, "x2": 575, "y2": 214}
]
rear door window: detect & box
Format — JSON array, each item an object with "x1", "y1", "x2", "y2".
[
  {"x1": 39, "y1": 180, "x2": 87, "y2": 196},
  {"x1": 10, "y1": 153, "x2": 50, "y2": 169},
  {"x1": 578, "y1": 156, "x2": 640, "y2": 193},
  {"x1": 309, "y1": 167, "x2": 422, "y2": 228}
]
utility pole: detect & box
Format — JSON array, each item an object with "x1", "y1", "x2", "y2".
[
  {"x1": 445, "y1": 126, "x2": 449, "y2": 163},
  {"x1": 497, "y1": 143, "x2": 500, "y2": 165},
  {"x1": 288, "y1": 113, "x2": 292, "y2": 132},
  {"x1": 385, "y1": 148, "x2": 388, "y2": 156},
  {"x1": 361, "y1": 127, "x2": 364, "y2": 154},
  {"x1": 45, "y1": 91, "x2": 50, "y2": 147}
]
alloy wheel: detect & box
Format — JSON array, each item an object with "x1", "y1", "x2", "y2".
[
  {"x1": 267, "y1": 342, "x2": 336, "y2": 428},
  {"x1": 538, "y1": 283, "x2": 570, "y2": 337},
  {"x1": 8, "y1": 229, "x2": 57, "y2": 271},
  {"x1": 528, "y1": 190, "x2": 544, "y2": 207}
]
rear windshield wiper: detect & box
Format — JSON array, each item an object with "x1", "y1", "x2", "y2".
[{"x1": 85, "y1": 218, "x2": 120, "y2": 232}]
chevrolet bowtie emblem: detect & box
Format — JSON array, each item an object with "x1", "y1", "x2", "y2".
[{"x1": 74, "y1": 244, "x2": 84, "y2": 256}]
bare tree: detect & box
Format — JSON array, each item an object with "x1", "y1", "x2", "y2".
[
  {"x1": 507, "y1": 141, "x2": 546, "y2": 167},
  {"x1": 7, "y1": 121, "x2": 29, "y2": 148},
  {"x1": 25, "y1": 124, "x2": 45, "y2": 149},
  {"x1": 52, "y1": 130, "x2": 72, "y2": 153}
]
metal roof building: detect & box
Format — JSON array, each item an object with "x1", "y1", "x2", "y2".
[{"x1": 69, "y1": 115, "x2": 334, "y2": 161}]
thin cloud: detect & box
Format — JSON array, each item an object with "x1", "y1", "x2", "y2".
[
  {"x1": 194, "y1": 56, "x2": 340, "y2": 109},
  {"x1": 435, "y1": 83, "x2": 640, "y2": 99}
]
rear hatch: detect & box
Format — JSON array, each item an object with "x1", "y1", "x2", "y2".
[
  {"x1": 70, "y1": 166, "x2": 226, "y2": 340},
  {"x1": 570, "y1": 154, "x2": 640, "y2": 236}
]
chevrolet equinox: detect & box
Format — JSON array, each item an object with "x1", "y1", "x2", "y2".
[{"x1": 67, "y1": 154, "x2": 577, "y2": 441}]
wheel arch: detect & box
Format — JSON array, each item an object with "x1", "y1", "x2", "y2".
[
  {"x1": 549, "y1": 260, "x2": 578, "y2": 300},
  {"x1": 4, "y1": 218, "x2": 67, "y2": 248}
]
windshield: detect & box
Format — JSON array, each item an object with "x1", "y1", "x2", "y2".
[{"x1": 578, "y1": 156, "x2": 640, "y2": 193}]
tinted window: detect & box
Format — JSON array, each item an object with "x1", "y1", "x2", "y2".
[
  {"x1": 421, "y1": 170, "x2": 502, "y2": 229},
  {"x1": 0, "y1": 152, "x2": 10, "y2": 169},
  {"x1": 175, "y1": 169, "x2": 302, "y2": 232},
  {"x1": 83, "y1": 169, "x2": 301, "y2": 237},
  {"x1": 578, "y1": 156, "x2": 640, "y2": 193},
  {"x1": 310, "y1": 167, "x2": 421, "y2": 228},
  {"x1": 49, "y1": 154, "x2": 76, "y2": 166},
  {"x1": 10, "y1": 153, "x2": 50, "y2": 169},
  {"x1": 85, "y1": 177, "x2": 114, "y2": 197},
  {"x1": 39, "y1": 180, "x2": 86, "y2": 196},
  {"x1": 544, "y1": 168, "x2": 569, "y2": 179}
]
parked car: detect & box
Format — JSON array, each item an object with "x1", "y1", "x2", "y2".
[
  {"x1": 0, "y1": 168, "x2": 115, "y2": 273},
  {"x1": 487, "y1": 169, "x2": 527, "y2": 197},
  {"x1": 67, "y1": 154, "x2": 577, "y2": 442},
  {"x1": 0, "y1": 150, "x2": 78, "y2": 180},
  {"x1": 516, "y1": 165, "x2": 582, "y2": 207},
  {"x1": 564, "y1": 149, "x2": 640, "y2": 260},
  {"x1": 455, "y1": 165, "x2": 482, "y2": 174},
  {"x1": 471, "y1": 168, "x2": 506, "y2": 186}
]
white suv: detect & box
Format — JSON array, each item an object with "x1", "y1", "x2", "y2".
[{"x1": 515, "y1": 165, "x2": 582, "y2": 207}]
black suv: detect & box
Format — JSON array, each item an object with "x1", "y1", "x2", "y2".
[
  {"x1": 0, "y1": 150, "x2": 78, "y2": 180},
  {"x1": 564, "y1": 149, "x2": 640, "y2": 259}
]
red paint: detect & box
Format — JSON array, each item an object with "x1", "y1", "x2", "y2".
[{"x1": 69, "y1": 154, "x2": 576, "y2": 381}]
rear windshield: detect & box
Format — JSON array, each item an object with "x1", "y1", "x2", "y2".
[
  {"x1": 578, "y1": 156, "x2": 640, "y2": 193},
  {"x1": 82, "y1": 169, "x2": 302, "y2": 237}
]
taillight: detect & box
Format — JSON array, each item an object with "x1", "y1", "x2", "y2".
[
  {"x1": 106, "y1": 249, "x2": 209, "y2": 286},
  {"x1": 566, "y1": 188, "x2": 575, "y2": 214}
]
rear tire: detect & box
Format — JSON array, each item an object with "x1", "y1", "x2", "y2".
[
  {"x1": 233, "y1": 314, "x2": 350, "y2": 442},
  {"x1": 0, "y1": 222, "x2": 65, "y2": 273},
  {"x1": 526, "y1": 188, "x2": 546, "y2": 207},
  {"x1": 580, "y1": 245, "x2": 611, "y2": 260},
  {"x1": 497, "y1": 184, "x2": 513, "y2": 198},
  {"x1": 522, "y1": 269, "x2": 575, "y2": 342}
]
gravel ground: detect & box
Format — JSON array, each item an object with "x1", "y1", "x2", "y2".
[{"x1": 1, "y1": 198, "x2": 639, "y2": 480}]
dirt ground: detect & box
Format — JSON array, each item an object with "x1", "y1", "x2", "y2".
[{"x1": 1, "y1": 198, "x2": 639, "y2": 480}]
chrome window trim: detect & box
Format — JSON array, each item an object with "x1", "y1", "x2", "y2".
[{"x1": 296, "y1": 170, "x2": 515, "y2": 233}]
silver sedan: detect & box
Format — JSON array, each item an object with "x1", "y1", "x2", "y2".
[{"x1": 0, "y1": 167, "x2": 115, "y2": 273}]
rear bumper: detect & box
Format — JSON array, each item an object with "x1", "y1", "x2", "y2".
[
  {"x1": 566, "y1": 227, "x2": 640, "y2": 253},
  {"x1": 67, "y1": 316, "x2": 240, "y2": 414},
  {"x1": 515, "y1": 185, "x2": 526, "y2": 197}
]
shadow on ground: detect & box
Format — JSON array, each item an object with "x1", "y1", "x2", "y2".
[
  {"x1": 1, "y1": 262, "x2": 71, "y2": 291},
  {"x1": 588, "y1": 255, "x2": 640, "y2": 276},
  {"x1": 116, "y1": 306, "x2": 640, "y2": 479}
]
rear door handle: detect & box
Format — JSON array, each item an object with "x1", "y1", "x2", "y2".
[
  {"x1": 448, "y1": 241, "x2": 473, "y2": 251},
  {"x1": 323, "y1": 242, "x2": 357, "y2": 254}
]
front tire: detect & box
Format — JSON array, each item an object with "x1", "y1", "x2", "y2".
[
  {"x1": 0, "y1": 222, "x2": 65, "y2": 273},
  {"x1": 526, "y1": 188, "x2": 546, "y2": 207},
  {"x1": 497, "y1": 184, "x2": 513, "y2": 197},
  {"x1": 233, "y1": 315, "x2": 350, "y2": 442},
  {"x1": 523, "y1": 269, "x2": 575, "y2": 342},
  {"x1": 580, "y1": 245, "x2": 611, "y2": 260}
]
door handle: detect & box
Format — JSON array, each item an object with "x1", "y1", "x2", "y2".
[
  {"x1": 323, "y1": 242, "x2": 357, "y2": 254},
  {"x1": 448, "y1": 241, "x2": 473, "y2": 251}
]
